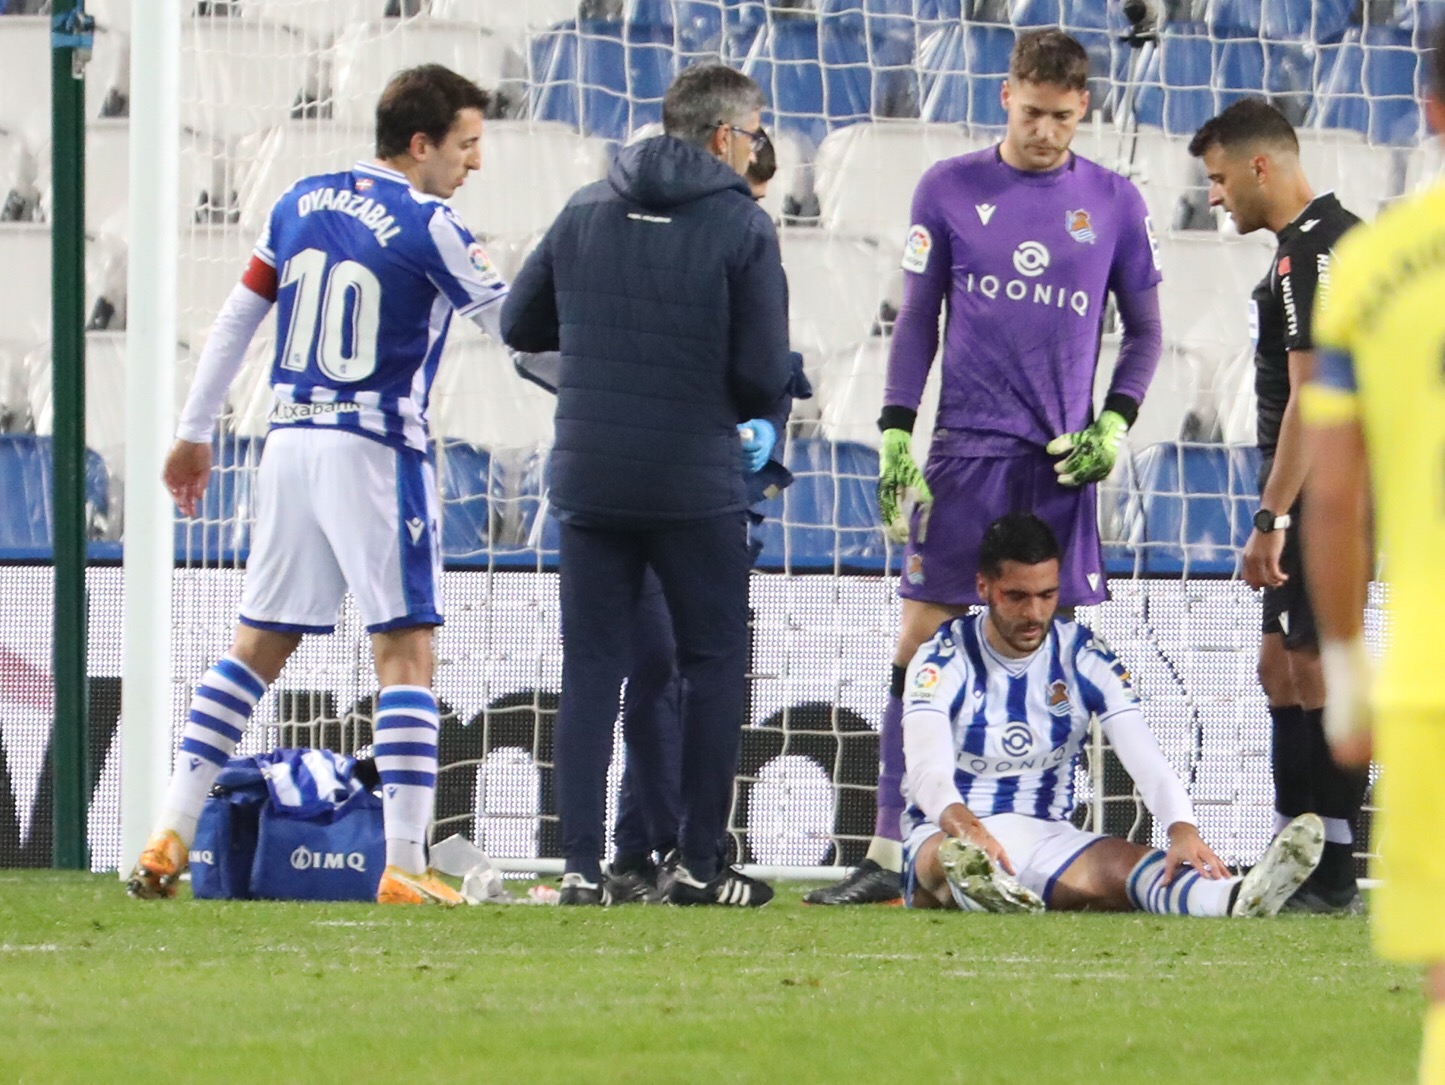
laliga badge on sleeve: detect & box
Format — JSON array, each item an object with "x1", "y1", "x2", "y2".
[{"x1": 901, "y1": 224, "x2": 933, "y2": 274}]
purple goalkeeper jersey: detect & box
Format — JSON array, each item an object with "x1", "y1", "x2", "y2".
[{"x1": 886, "y1": 147, "x2": 1162, "y2": 456}]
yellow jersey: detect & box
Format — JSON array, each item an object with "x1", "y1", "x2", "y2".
[{"x1": 1305, "y1": 180, "x2": 1445, "y2": 709}]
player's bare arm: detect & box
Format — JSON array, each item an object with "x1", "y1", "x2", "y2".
[
  {"x1": 1301, "y1": 412, "x2": 1373, "y2": 765},
  {"x1": 1243, "y1": 347, "x2": 1313, "y2": 590}
]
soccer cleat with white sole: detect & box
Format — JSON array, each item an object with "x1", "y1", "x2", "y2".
[
  {"x1": 937, "y1": 837, "x2": 1045, "y2": 914},
  {"x1": 1232, "y1": 813, "x2": 1325, "y2": 918},
  {"x1": 376, "y1": 865, "x2": 465, "y2": 907},
  {"x1": 666, "y1": 863, "x2": 773, "y2": 907},
  {"x1": 126, "y1": 829, "x2": 187, "y2": 900}
]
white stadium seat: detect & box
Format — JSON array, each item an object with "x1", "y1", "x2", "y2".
[
  {"x1": 330, "y1": 20, "x2": 519, "y2": 128},
  {"x1": 0, "y1": 16, "x2": 111, "y2": 144},
  {"x1": 240, "y1": 0, "x2": 393, "y2": 45},
  {"x1": 0, "y1": 224, "x2": 118, "y2": 344},
  {"x1": 176, "y1": 225, "x2": 257, "y2": 341},
  {"x1": 454, "y1": 121, "x2": 610, "y2": 239},
  {"x1": 26, "y1": 332, "x2": 128, "y2": 482},
  {"x1": 35, "y1": 120, "x2": 223, "y2": 235},
  {"x1": 1154, "y1": 231, "x2": 1272, "y2": 361},
  {"x1": 1116, "y1": 127, "x2": 1207, "y2": 234},
  {"x1": 179, "y1": 18, "x2": 319, "y2": 144},
  {"x1": 814, "y1": 121, "x2": 983, "y2": 247},
  {"x1": 779, "y1": 231, "x2": 891, "y2": 358},
  {"x1": 429, "y1": 0, "x2": 579, "y2": 35},
  {"x1": 234, "y1": 121, "x2": 375, "y2": 233},
  {"x1": 1401, "y1": 137, "x2": 1445, "y2": 204},
  {"x1": 1295, "y1": 127, "x2": 1404, "y2": 222},
  {"x1": 429, "y1": 324, "x2": 556, "y2": 452}
]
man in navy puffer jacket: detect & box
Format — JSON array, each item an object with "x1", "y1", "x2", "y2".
[{"x1": 501, "y1": 64, "x2": 792, "y2": 906}]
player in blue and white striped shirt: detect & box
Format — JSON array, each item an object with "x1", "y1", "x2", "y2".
[
  {"x1": 902, "y1": 513, "x2": 1325, "y2": 916},
  {"x1": 128, "y1": 65, "x2": 507, "y2": 908}
]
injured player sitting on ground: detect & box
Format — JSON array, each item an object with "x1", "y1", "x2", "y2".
[{"x1": 901, "y1": 512, "x2": 1324, "y2": 916}]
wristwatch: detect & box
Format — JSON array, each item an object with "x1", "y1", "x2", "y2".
[{"x1": 1253, "y1": 508, "x2": 1292, "y2": 533}]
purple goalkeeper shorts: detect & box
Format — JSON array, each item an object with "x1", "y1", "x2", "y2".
[{"x1": 898, "y1": 449, "x2": 1106, "y2": 608}]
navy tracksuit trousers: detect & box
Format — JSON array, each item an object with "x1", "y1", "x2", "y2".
[{"x1": 556, "y1": 513, "x2": 750, "y2": 883}]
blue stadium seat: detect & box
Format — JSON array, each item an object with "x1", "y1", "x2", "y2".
[
  {"x1": 174, "y1": 436, "x2": 260, "y2": 564},
  {"x1": 743, "y1": 15, "x2": 873, "y2": 145},
  {"x1": 1133, "y1": 24, "x2": 1217, "y2": 136},
  {"x1": 529, "y1": 20, "x2": 678, "y2": 141},
  {"x1": 1312, "y1": 27, "x2": 1422, "y2": 146},
  {"x1": 752, "y1": 438, "x2": 885, "y2": 570},
  {"x1": 1207, "y1": 0, "x2": 1262, "y2": 36},
  {"x1": 497, "y1": 450, "x2": 560, "y2": 562},
  {"x1": 1213, "y1": 37, "x2": 1266, "y2": 109},
  {"x1": 919, "y1": 23, "x2": 1013, "y2": 130},
  {"x1": 627, "y1": 0, "x2": 725, "y2": 57},
  {"x1": 1260, "y1": 0, "x2": 1354, "y2": 43},
  {"x1": 438, "y1": 440, "x2": 497, "y2": 563},
  {"x1": 0, "y1": 435, "x2": 109, "y2": 553},
  {"x1": 1109, "y1": 442, "x2": 1260, "y2": 577}
]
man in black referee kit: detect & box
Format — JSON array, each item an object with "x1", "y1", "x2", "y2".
[{"x1": 1188, "y1": 98, "x2": 1366, "y2": 912}]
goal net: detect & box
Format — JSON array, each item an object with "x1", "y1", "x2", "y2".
[{"x1": 0, "y1": 0, "x2": 1418, "y2": 876}]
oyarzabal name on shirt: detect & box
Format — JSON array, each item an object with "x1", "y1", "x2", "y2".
[{"x1": 296, "y1": 187, "x2": 403, "y2": 247}]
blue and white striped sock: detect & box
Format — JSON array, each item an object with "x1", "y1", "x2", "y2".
[
  {"x1": 161, "y1": 654, "x2": 266, "y2": 844},
  {"x1": 1125, "y1": 850, "x2": 1238, "y2": 917},
  {"x1": 374, "y1": 685, "x2": 440, "y2": 874}
]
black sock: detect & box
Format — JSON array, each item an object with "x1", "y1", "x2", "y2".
[
  {"x1": 611, "y1": 851, "x2": 653, "y2": 877},
  {"x1": 1313, "y1": 842, "x2": 1357, "y2": 893},
  {"x1": 1303, "y1": 707, "x2": 1369, "y2": 891},
  {"x1": 890, "y1": 663, "x2": 906, "y2": 699},
  {"x1": 1269, "y1": 705, "x2": 1314, "y2": 818}
]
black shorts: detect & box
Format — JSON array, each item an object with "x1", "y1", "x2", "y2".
[{"x1": 1258, "y1": 467, "x2": 1316, "y2": 650}]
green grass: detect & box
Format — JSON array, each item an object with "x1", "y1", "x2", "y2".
[{"x1": 0, "y1": 873, "x2": 1423, "y2": 1085}]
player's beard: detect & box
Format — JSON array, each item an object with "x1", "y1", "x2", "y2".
[{"x1": 988, "y1": 609, "x2": 1047, "y2": 655}]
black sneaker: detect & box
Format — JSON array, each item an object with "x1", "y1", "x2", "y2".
[
  {"x1": 603, "y1": 861, "x2": 661, "y2": 904},
  {"x1": 1281, "y1": 881, "x2": 1367, "y2": 915},
  {"x1": 666, "y1": 862, "x2": 773, "y2": 907},
  {"x1": 558, "y1": 872, "x2": 611, "y2": 906},
  {"x1": 801, "y1": 859, "x2": 903, "y2": 905}
]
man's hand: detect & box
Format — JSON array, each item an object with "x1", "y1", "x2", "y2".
[
  {"x1": 1242, "y1": 527, "x2": 1288, "y2": 590},
  {"x1": 738, "y1": 418, "x2": 776, "y2": 473},
  {"x1": 1046, "y1": 409, "x2": 1128, "y2": 486},
  {"x1": 1321, "y1": 636, "x2": 1374, "y2": 767},
  {"x1": 1162, "y1": 822, "x2": 1231, "y2": 885},
  {"x1": 163, "y1": 439, "x2": 212, "y2": 518},
  {"x1": 877, "y1": 428, "x2": 931, "y2": 544},
  {"x1": 940, "y1": 803, "x2": 1015, "y2": 875}
]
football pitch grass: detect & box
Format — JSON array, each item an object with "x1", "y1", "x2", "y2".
[{"x1": 0, "y1": 873, "x2": 1422, "y2": 1084}]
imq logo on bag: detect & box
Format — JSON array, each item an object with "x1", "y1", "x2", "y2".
[{"x1": 290, "y1": 846, "x2": 368, "y2": 873}]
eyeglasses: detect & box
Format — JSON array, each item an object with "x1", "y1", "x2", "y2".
[{"x1": 717, "y1": 121, "x2": 770, "y2": 154}]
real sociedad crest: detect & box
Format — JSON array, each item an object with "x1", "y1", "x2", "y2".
[{"x1": 1066, "y1": 208, "x2": 1096, "y2": 244}]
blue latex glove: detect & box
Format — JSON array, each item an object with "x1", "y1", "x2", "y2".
[{"x1": 738, "y1": 418, "x2": 776, "y2": 473}]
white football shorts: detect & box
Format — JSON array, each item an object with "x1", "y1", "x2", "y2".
[
  {"x1": 238, "y1": 427, "x2": 442, "y2": 634},
  {"x1": 903, "y1": 811, "x2": 1107, "y2": 907}
]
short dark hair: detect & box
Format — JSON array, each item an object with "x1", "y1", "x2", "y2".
[
  {"x1": 1009, "y1": 29, "x2": 1090, "y2": 93},
  {"x1": 1433, "y1": 20, "x2": 1445, "y2": 97},
  {"x1": 1188, "y1": 97, "x2": 1298, "y2": 159},
  {"x1": 662, "y1": 63, "x2": 766, "y2": 149},
  {"x1": 375, "y1": 64, "x2": 491, "y2": 159},
  {"x1": 746, "y1": 128, "x2": 777, "y2": 186},
  {"x1": 978, "y1": 513, "x2": 1061, "y2": 578}
]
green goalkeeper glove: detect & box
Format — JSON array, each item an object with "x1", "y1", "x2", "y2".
[
  {"x1": 877, "y1": 428, "x2": 931, "y2": 544},
  {"x1": 1045, "y1": 409, "x2": 1128, "y2": 487}
]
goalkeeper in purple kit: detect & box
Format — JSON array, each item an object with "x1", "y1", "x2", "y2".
[{"x1": 807, "y1": 29, "x2": 1164, "y2": 905}]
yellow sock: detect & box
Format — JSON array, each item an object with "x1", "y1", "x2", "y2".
[{"x1": 1423, "y1": 1002, "x2": 1445, "y2": 1085}]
